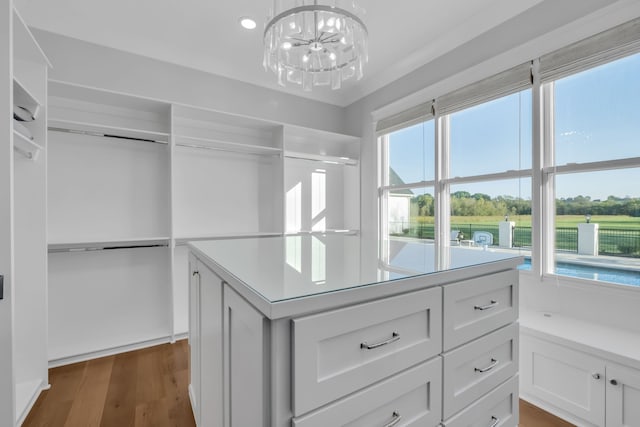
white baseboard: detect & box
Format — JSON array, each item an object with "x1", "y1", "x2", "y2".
[{"x1": 48, "y1": 335, "x2": 173, "y2": 368}]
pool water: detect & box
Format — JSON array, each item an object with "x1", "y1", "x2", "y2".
[{"x1": 519, "y1": 258, "x2": 640, "y2": 286}]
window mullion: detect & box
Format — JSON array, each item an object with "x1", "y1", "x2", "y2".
[
  {"x1": 541, "y1": 82, "x2": 556, "y2": 276},
  {"x1": 435, "y1": 110, "x2": 451, "y2": 270}
]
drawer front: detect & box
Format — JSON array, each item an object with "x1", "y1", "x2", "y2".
[
  {"x1": 443, "y1": 376, "x2": 519, "y2": 427},
  {"x1": 292, "y1": 286, "x2": 442, "y2": 416},
  {"x1": 293, "y1": 357, "x2": 442, "y2": 427},
  {"x1": 443, "y1": 323, "x2": 519, "y2": 418},
  {"x1": 443, "y1": 270, "x2": 518, "y2": 351}
]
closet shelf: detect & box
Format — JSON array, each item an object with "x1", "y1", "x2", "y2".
[
  {"x1": 14, "y1": 78, "x2": 43, "y2": 113},
  {"x1": 48, "y1": 118, "x2": 170, "y2": 144},
  {"x1": 175, "y1": 134, "x2": 282, "y2": 156},
  {"x1": 13, "y1": 7, "x2": 52, "y2": 67},
  {"x1": 174, "y1": 232, "x2": 282, "y2": 245},
  {"x1": 284, "y1": 150, "x2": 358, "y2": 166},
  {"x1": 48, "y1": 237, "x2": 170, "y2": 252},
  {"x1": 285, "y1": 229, "x2": 360, "y2": 236},
  {"x1": 13, "y1": 129, "x2": 43, "y2": 160}
]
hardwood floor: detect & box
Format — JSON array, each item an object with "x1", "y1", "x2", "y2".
[
  {"x1": 23, "y1": 340, "x2": 195, "y2": 427},
  {"x1": 519, "y1": 400, "x2": 576, "y2": 427},
  {"x1": 24, "y1": 340, "x2": 573, "y2": 427}
]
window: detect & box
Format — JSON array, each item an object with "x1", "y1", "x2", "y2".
[
  {"x1": 548, "y1": 54, "x2": 640, "y2": 283},
  {"x1": 388, "y1": 121, "x2": 435, "y2": 184},
  {"x1": 379, "y1": 89, "x2": 531, "y2": 268},
  {"x1": 450, "y1": 91, "x2": 532, "y2": 177},
  {"x1": 378, "y1": 22, "x2": 640, "y2": 287}
]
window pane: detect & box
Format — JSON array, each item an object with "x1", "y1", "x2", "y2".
[
  {"x1": 388, "y1": 121, "x2": 434, "y2": 184},
  {"x1": 386, "y1": 187, "x2": 435, "y2": 241},
  {"x1": 450, "y1": 178, "x2": 532, "y2": 251},
  {"x1": 449, "y1": 90, "x2": 532, "y2": 177},
  {"x1": 554, "y1": 53, "x2": 640, "y2": 165},
  {"x1": 554, "y1": 169, "x2": 640, "y2": 286}
]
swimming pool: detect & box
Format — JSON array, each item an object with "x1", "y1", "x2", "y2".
[{"x1": 519, "y1": 258, "x2": 640, "y2": 286}]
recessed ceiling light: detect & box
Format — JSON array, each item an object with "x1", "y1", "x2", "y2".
[{"x1": 240, "y1": 17, "x2": 257, "y2": 30}]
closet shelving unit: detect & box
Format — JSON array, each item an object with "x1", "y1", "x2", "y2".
[
  {"x1": 170, "y1": 105, "x2": 285, "y2": 335},
  {"x1": 45, "y1": 82, "x2": 361, "y2": 361},
  {"x1": 283, "y1": 125, "x2": 360, "y2": 235},
  {"x1": 11, "y1": 6, "x2": 51, "y2": 426},
  {"x1": 46, "y1": 81, "x2": 173, "y2": 365},
  {"x1": 13, "y1": 80, "x2": 44, "y2": 159}
]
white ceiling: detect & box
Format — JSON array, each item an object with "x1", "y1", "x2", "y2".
[{"x1": 13, "y1": 0, "x2": 627, "y2": 107}]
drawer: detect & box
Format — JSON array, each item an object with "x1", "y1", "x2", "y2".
[
  {"x1": 443, "y1": 270, "x2": 518, "y2": 350},
  {"x1": 292, "y1": 286, "x2": 442, "y2": 416},
  {"x1": 443, "y1": 375, "x2": 519, "y2": 427},
  {"x1": 443, "y1": 323, "x2": 519, "y2": 418},
  {"x1": 293, "y1": 357, "x2": 442, "y2": 427}
]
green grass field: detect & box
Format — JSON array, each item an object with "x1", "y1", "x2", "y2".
[
  {"x1": 410, "y1": 215, "x2": 640, "y2": 230},
  {"x1": 396, "y1": 215, "x2": 640, "y2": 256}
]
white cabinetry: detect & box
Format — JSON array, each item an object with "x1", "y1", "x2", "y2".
[
  {"x1": 1, "y1": 5, "x2": 51, "y2": 426},
  {"x1": 283, "y1": 126, "x2": 359, "y2": 234},
  {"x1": 188, "y1": 241, "x2": 520, "y2": 427},
  {"x1": 47, "y1": 82, "x2": 173, "y2": 365},
  {"x1": 520, "y1": 312, "x2": 640, "y2": 427},
  {"x1": 606, "y1": 363, "x2": 640, "y2": 427},
  {"x1": 44, "y1": 81, "x2": 360, "y2": 363}
]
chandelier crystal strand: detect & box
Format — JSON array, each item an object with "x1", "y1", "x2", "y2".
[{"x1": 264, "y1": 0, "x2": 368, "y2": 91}]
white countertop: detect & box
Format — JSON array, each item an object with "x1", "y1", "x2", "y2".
[
  {"x1": 521, "y1": 310, "x2": 640, "y2": 370},
  {"x1": 189, "y1": 235, "x2": 523, "y2": 317}
]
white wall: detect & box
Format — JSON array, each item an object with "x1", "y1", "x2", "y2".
[
  {"x1": 520, "y1": 272, "x2": 640, "y2": 334},
  {"x1": 31, "y1": 29, "x2": 351, "y2": 136}
]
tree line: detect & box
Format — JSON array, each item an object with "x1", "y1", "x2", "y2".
[{"x1": 409, "y1": 192, "x2": 640, "y2": 217}]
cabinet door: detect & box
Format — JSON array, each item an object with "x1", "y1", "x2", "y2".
[
  {"x1": 188, "y1": 254, "x2": 201, "y2": 425},
  {"x1": 443, "y1": 323, "x2": 518, "y2": 418},
  {"x1": 520, "y1": 334, "x2": 605, "y2": 427},
  {"x1": 292, "y1": 357, "x2": 442, "y2": 427},
  {"x1": 292, "y1": 286, "x2": 442, "y2": 415},
  {"x1": 606, "y1": 363, "x2": 640, "y2": 427},
  {"x1": 199, "y1": 262, "x2": 224, "y2": 427},
  {"x1": 443, "y1": 270, "x2": 518, "y2": 351},
  {"x1": 223, "y1": 284, "x2": 268, "y2": 427}
]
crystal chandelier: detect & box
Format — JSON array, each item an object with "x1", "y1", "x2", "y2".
[{"x1": 263, "y1": 0, "x2": 368, "y2": 91}]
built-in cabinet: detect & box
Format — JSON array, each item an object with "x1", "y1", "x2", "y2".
[
  {"x1": 1, "y1": 5, "x2": 51, "y2": 426},
  {"x1": 45, "y1": 81, "x2": 361, "y2": 365},
  {"x1": 520, "y1": 312, "x2": 640, "y2": 427},
  {"x1": 189, "y1": 243, "x2": 520, "y2": 427}
]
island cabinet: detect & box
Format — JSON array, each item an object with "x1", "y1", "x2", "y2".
[{"x1": 187, "y1": 235, "x2": 522, "y2": 427}]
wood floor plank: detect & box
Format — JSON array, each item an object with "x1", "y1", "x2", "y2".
[
  {"x1": 519, "y1": 399, "x2": 576, "y2": 427},
  {"x1": 63, "y1": 356, "x2": 114, "y2": 427},
  {"x1": 100, "y1": 351, "x2": 138, "y2": 427}
]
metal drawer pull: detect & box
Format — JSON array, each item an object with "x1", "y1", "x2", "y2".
[
  {"x1": 383, "y1": 411, "x2": 402, "y2": 427},
  {"x1": 474, "y1": 300, "x2": 498, "y2": 310},
  {"x1": 360, "y1": 332, "x2": 400, "y2": 350},
  {"x1": 475, "y1": 358, "x2": 499, "y2": 373},
  {"x1": 489, "y1": 416, "x2": 499, "y2": 427}
]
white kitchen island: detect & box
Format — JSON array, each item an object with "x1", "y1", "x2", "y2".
[{"x1": 187, "y1": 235, "x2": 523, "y2": 427}]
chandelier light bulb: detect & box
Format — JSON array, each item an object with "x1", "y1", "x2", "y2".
[
  {"x1": 263, "y1": 0, "x2": 368, "y2": 91},
  {"x1": 239, "y1": 17, "x2": 256, "y2": 30}
]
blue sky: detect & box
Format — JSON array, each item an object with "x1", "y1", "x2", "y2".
[{"x1": 388, "y1": 53, "x2": 640, "y2": 201}]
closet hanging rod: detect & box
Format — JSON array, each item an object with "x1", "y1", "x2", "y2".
[
  {"x1": 48, "y1": 126, "x2": 168, "y2": 145},
  {"x1": 283, "y1": 153, "x2": 358, "y2": 166},
  {"x1": 48, "y1": 243, "x2": 168, "y2": 253},
  {"x1": 175, "y1": 141, "x2": 282, "y2": 157}
]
